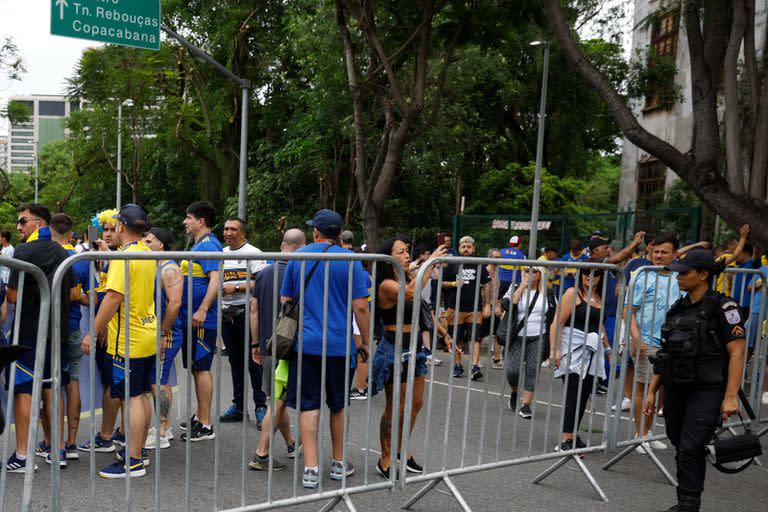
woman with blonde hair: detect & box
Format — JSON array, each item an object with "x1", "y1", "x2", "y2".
[{"x1": 500, "y1": 266, "x2": 555, "y2": 418}]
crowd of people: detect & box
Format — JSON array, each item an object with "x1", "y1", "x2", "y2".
[{"x1": 0, "y1": 202, "x2": 765, "y2": 511}]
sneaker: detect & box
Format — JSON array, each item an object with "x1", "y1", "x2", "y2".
[
  {"x1": 518, "y1": 404, "x2": 532, "y2": 419},
  {"x1": 635, "y1": 442, "x2": 650, "y2": 455},
  {"x1": 45, "y1": 450, "x2": 67, "y2": 467},
  {"x1": 6, "y1": 452, "x2": 38, "y2": 473},
  {"x1": 470, "y1": 366, "x2": 483, "y2": 381},
  {"x1": 78, "y1": 434, "x2": 115, "y2": 453},
  {"x1": 286, "y1": 441, "x2": 301, "y2": 459},
  {"x1": 111, "y1": 428, "x2": 126, "y2": 447},
  {"x1": 180, "y1": 422, "x2": 215, "y2": 442},
  {"x1": 35, "y1": 441, "x2": 50, "y2": 458},
  {"x1": 248, "y1": 453, "x2": 287, "y2": 471},
  {"x1": 648, "y1": 439, "x2": 668, "y2": 450},
  {"x1": 255, "y1": 407, "x2": 267, "y2": 430},
  {"x1": 99, "y1": 458, "x2": 146, "y2": 479},
  {"x1": 541, "y1": 359, "x2": 551, "y2": 368},
  {"x1": 117, "y1": 448, "x2": 150, "y2": 467},
  {"x1": 595, "y1": 384, "x2": 608, "y2": 396},
  {"x1": 574, "y1": 436, "x2": 587, "y2": 449},
  {"x1": 144, "y1": 430, "x2": 171, "y2": 450},
  {"x1": 507, "y1": 392, "x2": 517, "y2": 413},
  {"x1": 762, "y1": 391, "x2": 768, "y2": 406},
  {"x1": 330, "y1": 460, "x2": 355, "y2": 481},
  {"x1": 376, "y1": 459, "x2": 396, "y2": 479},
  {"x1": 398, "y1": 454, "x2": 423, "y2": 474},
  {"x1": 555, "y1": 439, "x2": 585, "y2": 458},
  {"x1": 65, "y1": 444, "x2": 80, "y2": 460},
  {"x1": 349, "y1": 387, "x2": 368, "y2": 401},
  {"x1": 179, "y1": 415, "x2": 198, "y2": 432},
  {"x1": 148, "y1": 425, "x2": 174, "y2": 442},
  {"x1": 220, "y1": 404, "x2": 244, "y2": 423},
  {"x1": 302, "y1": 467, "x2": 319, "y2": 489},
  {"x1": 427, "y1": 355, "x2": 443, "y2": 366},
  {"x1": 452, "y1": 364, "x2": 464, "y2": 378},
  {"x1": 492, "y1": 359, "x2": 504, "y2": 370}
]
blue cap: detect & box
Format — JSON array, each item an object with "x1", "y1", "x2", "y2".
[{"x1": 305, "y1": 209, "x2": 343, "y2": 234}]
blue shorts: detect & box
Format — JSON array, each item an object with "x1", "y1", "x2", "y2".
[
  {"x1": 181, "y1": 327, "x2": 217, "y2": 372},
  {"x1": 152, "y1": 328, "x2": 182, "y2": 385},
  {"x1": 286, "y1": 353, "x2": 354, "y2": 412},
  {"x1": 5, "y1": 339, "x2": 70, "y2": 394},
  {"x1": 110, "y1": 354, "x2": 155, "y2": 398},
  {"x1": 67, "y1": 329, "x2": 83, "y2": 382},
  {"x1": 370, "y1": 332, "x2": 428, "y2": 397}
]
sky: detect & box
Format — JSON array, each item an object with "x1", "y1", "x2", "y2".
[{"x1": 0, "y1": 0, "x2": 101, "y2": 136}]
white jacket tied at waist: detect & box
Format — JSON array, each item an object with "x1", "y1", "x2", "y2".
[{"x1": 553, "y1": 327, "x2": 606, "y2": 380}]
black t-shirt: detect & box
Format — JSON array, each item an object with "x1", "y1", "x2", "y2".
[
  {"x1": 9, "y1": 239, "x2": 74, "y2": 344},
  {"x1": 442, "y1": 261, "x2": 491, "y2": 312},
  {"x1": 252, "y1": 261, "x2": 287, "y2": 353}
]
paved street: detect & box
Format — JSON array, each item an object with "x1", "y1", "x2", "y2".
[{"x1": 1, "y1": 347, "x2": 766, "y2": 512}]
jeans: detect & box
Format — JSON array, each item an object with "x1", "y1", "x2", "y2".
[
  {"x1": 663, "y1": 383, "x2": 724, "y2": 496},
  {"x1": 222, "y1": 310, "x2": 266, "y2": 411}
]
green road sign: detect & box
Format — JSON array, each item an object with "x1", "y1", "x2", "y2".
[{"x1": 50, "y1": 0, "x2": 161, "y2": 50}]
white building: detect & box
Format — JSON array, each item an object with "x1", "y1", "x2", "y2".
[
  {"x1": 0, "y1": 135, "x2": 8, "y2": 170},
  {"x1": 618, "y1": 2, "x2": 768, "y2": 212},
  {"x1": 5, "y1": 94, "x2": 81, "y2": 172}
]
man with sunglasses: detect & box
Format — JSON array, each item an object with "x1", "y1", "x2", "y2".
[{"x1": 5, "y1": 204, "x2": 76, "y2": 473}]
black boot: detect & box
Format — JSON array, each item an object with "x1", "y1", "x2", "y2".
[{"x1": 666, "y1": 488, "x2": 700, "y2": 512}]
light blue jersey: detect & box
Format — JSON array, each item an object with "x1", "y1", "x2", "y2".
[{"x1": 631, "y1": 271, "x2": 683, "y2": 348}]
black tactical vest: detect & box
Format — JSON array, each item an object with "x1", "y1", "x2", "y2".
[{"x1": 659, "y1": 292, "x2": 725, "y2": 385}]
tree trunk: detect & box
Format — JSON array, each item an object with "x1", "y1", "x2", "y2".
[{"x1": 723, "y1": 1, "x2": 746, "y2": 194}]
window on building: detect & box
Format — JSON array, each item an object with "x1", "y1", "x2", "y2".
[
  {"x1": 644, "y1": 10, "x2": 680, "y2": 111},
  {"x1": 637, "y1": 160, "x2": 667, "y2": 210},
  {"x1": 11, "y1": 145, "x2": 33, "y2": 151},
  {"x1": 39, "y1": 101, "x2": 66, "y2": 116},
  {"x1": 11, "y1": 130, "x2": 33, "y2": 136}
]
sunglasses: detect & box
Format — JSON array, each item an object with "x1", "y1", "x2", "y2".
[{"x1": 16, "y1": 217, "x2": 41, "y2": 227}]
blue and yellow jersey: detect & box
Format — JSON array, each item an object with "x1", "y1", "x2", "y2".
[
  {"x1": 180, "y1": 233, "x2": 223, "y2": 330},
  {"x1": 499, "y1": 247, "x2": 526, "y2": 283}
]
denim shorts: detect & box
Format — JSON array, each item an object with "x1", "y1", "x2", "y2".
[
  {"x1": 67, "y1": 329, "x2": 83, "y2": 382},
  {"x1": 370, "y1": 332, "x2": 428, "y2": 397}
]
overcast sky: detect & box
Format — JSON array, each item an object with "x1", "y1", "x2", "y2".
[{"x1": 0, "y1": 0, "x2": 101, "y2": 136}]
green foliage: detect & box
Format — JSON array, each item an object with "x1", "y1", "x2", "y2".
[
  {"x1": 627, "y1": 47, "x2": 683, "y2": 111},
  {"x1": 5, "y1": 100, "x2": 30, "y2": 125},
  {"x1": 0, "y1": 37, "x2": 25, "y2": 82}
]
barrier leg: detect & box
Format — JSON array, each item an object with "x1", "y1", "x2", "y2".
[
  {"x1": 572, "y1": 456, "x2": 609, "y2": 503},
  {"x1": 402, "y1": 474, "x2": 471, "y2": 511},
  {"x1": 600, "y1": 444, "x2": 635, "y2": 470},
  {"x1": 442, "y1": 476, "x2": 472, "y2": 512},
  {"x1": 639, "y1": 444, "x2": 677, "y2": 486},
  {"x1": 531, "y1": 455, "x2": 570, "y2": 484},
  {"x1": 401, "y1": 476, "x2": 442, "y2": 510},
  {"x1": 318, "y1": 497, "x2": 342, "y2": 512},
  {"x1": 342, "y1": 495, "x2": 358, "y2": 512}
]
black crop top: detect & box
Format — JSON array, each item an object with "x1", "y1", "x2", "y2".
[
  {"x1": 379, "y1": 300, "x2": 414, "y2": 327},
  {"x1": 571, "y1": 295, "x2": 602, "y2": 334}
]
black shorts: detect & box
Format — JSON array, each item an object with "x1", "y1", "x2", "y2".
[
  {"x1": 95, "y1": 341, "x2": 112, "y2": 388},
  {"x1": 286, "y1": 353, "x2": 354, "y2": 412},
  {"x1": 109, "y1": 354, "x2": 155, "y2": 398},
  {"x1": 480, "y1": 314, "x2": 502, "y2": 339},
  {"x1": 5, "y1": 339, "x2": 70, "y2": 394},
  {"x1": 181, "y1": 327, "x2": 217, "y2": 371}
]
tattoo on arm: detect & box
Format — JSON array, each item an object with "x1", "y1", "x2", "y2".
[{"x1": 163, "y1": 266, "x2": 182, "y2": 289}]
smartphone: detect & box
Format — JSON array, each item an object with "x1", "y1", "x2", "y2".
[
  {"x1": 87, "y1": 226, "x2": 100, "y2": 250},
  {"x1": 437, "y1": 233, "x2": 446, "y2": 248}
]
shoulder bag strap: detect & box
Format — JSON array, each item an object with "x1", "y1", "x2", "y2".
[
  {"x1": 514, "y1": 289, "x2": 540, "y2": 336},
  {"x1": 303, "y1": 243, "x2": 334, "y2": 289}
]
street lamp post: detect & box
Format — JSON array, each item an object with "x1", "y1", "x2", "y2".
[
  {"x1": 528, "y1": 40, "x2": 550, "y2": 260},
  {"x1": 116, "y1": 99, "x2": 133, "y2": 210},
  {"x1": 33, "y1": 139, "x2": 39, "y2": 203}
]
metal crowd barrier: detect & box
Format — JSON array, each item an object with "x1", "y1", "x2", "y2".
[
  {"x1": 39, "y1": 250, "x2": 406, "y2": 512},
  {"x1": 0, "y1": 256, "x2": 52, "y2": 512},
  {"x1": 603, "y1": 265, "x2": 768, "y2": 482},
  {"x1": 400, "y1": 258, "x2": 626, "y2": 510}
]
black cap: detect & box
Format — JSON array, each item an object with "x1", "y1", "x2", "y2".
[
  {"x1": 340, "y1": 230, "x2": 354, "y2": 243},
  {"x1": 667, "y1": 249, "x2": 717, "y2": 273},
  {"x1": 115, "y1": 204, "x2": 150, "y2": 231},
  {"x1": 305, "y1": 209, "x2": 343, "y2": 234},
  {"x1": 588, "y1": 237, "x2": 612, "y2": 252}
]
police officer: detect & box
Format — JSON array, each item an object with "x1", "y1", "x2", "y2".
[{"x1": 642, "y1": 249, "x2": 747, "y2": 512}]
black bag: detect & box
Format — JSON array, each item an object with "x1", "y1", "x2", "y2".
[
  {"x1": 266, "y1": 244, "x2": 332, "y2": 359},
  {"x1": 706, "y1": 389, "x2": 763, "y2": 474}
]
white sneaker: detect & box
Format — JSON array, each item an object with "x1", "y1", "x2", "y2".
[
  {"x1": 145, "y1": 427, "x2": 171, "y2": 449},
  {"x1": 492, "y1": 360, "x2": 504, "y2": 370},
  {"x1": 648, "y1": 439, "x2": 667, "y2": 450},
  {"x1": 635, "y1": 442, "x2": 649, "y2": 455},
  {"x1": 762, "y1": 392, "x2": 768, "y2": 406},
  {"x1": 541, "y1": 359, "x2": 550, "y2": 368},
  {"x1": 611, "y1": 397, "x2": 632, "y2": 412}
]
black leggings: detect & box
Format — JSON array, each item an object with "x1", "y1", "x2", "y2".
[{"x1": 561, "y1": 373, "x2": 594, "y2": 435}]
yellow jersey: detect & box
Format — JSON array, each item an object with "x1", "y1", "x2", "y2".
[{"x1": 105, "y1": 241, "x2": 158, "y2": 358}]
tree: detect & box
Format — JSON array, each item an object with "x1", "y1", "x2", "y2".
[{"x1": 544, "y1": 0, "x2": 768, "y2": 248}]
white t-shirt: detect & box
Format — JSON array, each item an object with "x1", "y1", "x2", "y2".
[
  {"x1": 1, "y1": 245, "x2": 14, "y2": 284},
  {"x1": 222, "y1": 242, "x2": 267, "y2": 308},
  {"x1": 504, "y1": 285, "x2": 549, "y2": 338}
]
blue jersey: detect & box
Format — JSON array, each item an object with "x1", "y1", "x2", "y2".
[
  {"x1": 732, "y1": 260, "x2": 756, "y2": 309},
  {"x1": 180, "y1": 233, "x2": 223, "y2": 330},
  {"x1": 64, "y1": 245, "x2": 91, "y2": 333},
  {"x1": 631, "y1": 271, "x2": 682, "y2": 348},
  {"x1": 559, "y1": 251, "x2": 588, "y2": 291},
  {"x1": 499, "y1": 247, "x2": 526, "y2": 283},
  {"x1": 280, "y1": 243, "x2": 370, "y2": 357}
]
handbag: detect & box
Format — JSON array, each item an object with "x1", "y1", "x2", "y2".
[
  {"x1": 706, "y1": 389, "x2": 763, "y2": 474},
  {"x1": 266, "y1": 244, "x2": 333, "y2": 359}
]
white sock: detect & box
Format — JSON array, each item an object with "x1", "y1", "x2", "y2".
[
  {"x1": 305, "y1": 465, "x2": 318, "y2": 473},
  {"x1": 202, "y1": 424, "x2": 211, "y2": 429},
  {"x1": 16, "y1": 452, "x2": 27, "y2": 461}
]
